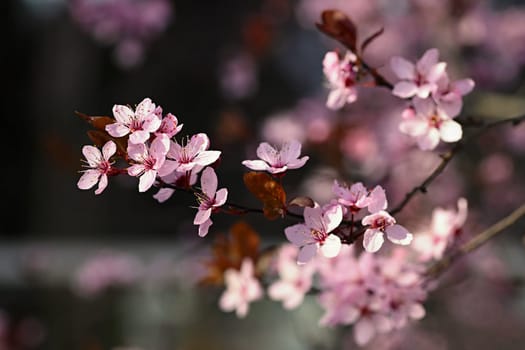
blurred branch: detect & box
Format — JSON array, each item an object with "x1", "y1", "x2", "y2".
[
  {"x1": 390, "y1": 113, "x2": 525, "y2": 216},
  {"x1": 425, "y1": 202, "x2": 525, "y2": 278}
]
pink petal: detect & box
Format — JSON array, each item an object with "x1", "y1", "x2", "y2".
[
  {"x1": 417, "y1": 128, "x2": 441, "y2": 150},
  {"x1": 194, "y1": 208, "x2": 212, "y2": 225},
  {"x1": 167, "y1": 141, "x2": 182, "y2": 159},
  {"x1": 214, "y1": 188, "x2": 228, "y2": 206},
  {"x1": 102, "y1": 141, "x2": 116, "y2": 160},
  {"x1": 437, "y1": 94, "x2": 462, "y2": 118},
  {"x1": 127, "y1": 143, "x2": 148, "y2": 162},
  {"x1": 386, "y1": 224, "x2": 413, "y2": 245},
  {"x1": 188, "y1": 133, "x2": 210, "y2": 155},
  {"x1": 452, "y1": 78, "x2": 475, "y2": 95},
  {"x1": 304, "y1": 206, "x2": 324, "y2": 232},
  {"x1": 390, "y1": 56, "x2": 416, "y2": 80},
  {"x1": 322, "y1": 204, "x2": 343, "y2": 233},
  {"x1": 320, "y1": 234, "x2": 342, "y2": 258},
  {"x1": 77, "y1": 170, "x2": 100, "y2": 190},
  {"x1": 82, "y1": 145, "x2": 102, "y2": 167},
  {"x1": 286, "y1": 156, "x2": 309, "y2": 170},
  {"x1": 138, "y1": 169, "x2": 157, "y2": 192},
  {"x1": 392, "y1": 82, "x2": 418, "y2": 98},
  {"x1": 129, "y1": 130, "x2": 151, "y2": 144},
  {"x1": 150, "y1": 134, "x2": 170, "y2": 158},
  {"x1": 399, "y1": 117, "x2": 428, "y2": 137},
  {"x1": 297, "y1": 244, "x2": 318, "y2": 264},
  {"x1": 198, "y1": 218, "x2": 212, "y2": 237},
  {"x1": 256, "y1": 142, "x2": 278, "y2": 164},
  {"x1": 354, "y1": 318, "x2": 376, "y2": 346},
  {"x1": 280, "y1": 139, "x2": 302, "y2": 163},
  {"x1": 284, "y1": 224, "x2": 311, "y2": 246},
  {"x1": 94, "y1": 174, "x2": 108, "y2": 195},
  {"x1": 127, "y1": 164, "x2": 145, "y2": 177},
  {"x1": 439, "y1": 119, "x2": 463, "y2": 142},
  {"x1": 242, "y1": 160, "x2": 270, "y2": 171},
  {"x1": 326, "y1": 89, "x2": 348, "y2": 110},
  {"x1": 112, "y1": 104, "x2": 134, "y2": 124},
  {"x1": 416, "y1": 48, "x2": 439, "y2": 75},
  {"x1": 200, "y1": 167, "x2": 218, "y2": 197},
  {"x1": 157, "y1": 160, "x2": 178, "y2": 177},
  {"x1": 193, "y1": 150, "x2": 221, "y2": 167},
  {"x1": 416, "y1": 84, "x2": 434, "y2": 99},
  {"x1": 426, "y1": 62, "x2": 447, "y2": 83},
  {"x1": 363, "y1": 229, "x2": 384, "y2": 253},
  {"x1": 135, "y1": 98, "x2": 155, "y2": 119},
  {"x1": 153, "y1": 188, "x2": 175, "y2": 203},
  {"x1": 142, "y1": 114, "x2": 162, "y2": 133},
  {"x1": 455, "y1": 198, "x2": 468, "y2": 227},
  {"x1": 367, "y1": 186, "x2": 387, "y2": 213},
  {"x1": 409, "y1": 303, "x2": 426, "y2": 320}
]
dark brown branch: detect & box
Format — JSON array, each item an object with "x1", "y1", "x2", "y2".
[
  {"x1": 425, "y1": 203, "x2": 525, "y2": 278},
  {"x1": 390, "y1": 113, "x2": 525, "y2": 216}
]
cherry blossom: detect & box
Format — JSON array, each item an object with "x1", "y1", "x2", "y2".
[
  {"x1": 219, "y1": 258, "x2": 263, "y2": 318},
  {"x1": 284, "y1": 203, "x2": 343, "y2": 263},
  {"x1": 332, "y1": 181, "x2": 387, "y2": 214},
  {"x1": 193, "y1": 167, "x2": 228, "y2": 237},
  {"x1": 77, "y1": 141, "x2": 116, "y2": 195},
  {"x1": 242, "y1": 140, "x2": 309, "y2": 174},
  {"x1": 155, "y1": 112, "x2": 183, "y2": 138},
  {"x1": 323, "y1": 51, "x2": 359, "y2": 110},
  {"x1": 164, "y1": 133, "x2": 221, "y2": 173},
  {"x1": 414, "y1": 198, "x2": 468, "y2": 261},
  {"x1": 106, "y1": 98, "x2": 161, "y2": 144},
  {"x1": 127, "y1": 134, "x2": 170, "y2": 192},
  {"x1": 391, "y1": 48, "x2": 447, "y2": 99},
  {"x1": 362, "y1": 211, "x2": 413, "y2": 252},
  {"x1": 433, "y1": 74, "x2": 475, "y2": 118},
  {"x1": 268, "y1": 245, "x2": 315, "y2": 309},
  {"x1": 399, "y1": 97, "x2": 463, "y2": 151}
]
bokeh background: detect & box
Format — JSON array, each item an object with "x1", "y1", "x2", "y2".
[{"x1": 3, "y1": 0, "x2": 525, "y2": 349}]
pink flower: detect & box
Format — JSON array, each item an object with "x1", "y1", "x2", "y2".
[
  {"x1": 106, "y1": 98, "x2": 161, "y2": 144},
  {"x1": 127, "y1": 135, "x2": 170, "y2": 192},
  {"x1": 323, "y1": 51, "x2": 359, "y2": 110},
  {"x1": 332, "y1": 181, "x2": 387, "y2": 214},
  {"x1": 268, "y1": 245, "x2": 315, "y2": 309},
  {"x1": 414, "y1": 198, "x2": 468, "y2": 261},
  {"x1": 193, "y1": 167, "x2": 228, "y2": 237},
  {"x1": 399, "y1": 97, "x2": 463, "y2": 151},
  {"x1": 219, "y1": 258, "x2": 263, "y2": 318},
  {"x1": 391, "y1": 48, "x2": 447, "y2": 99},
  {"x1": 165, "y1": 133, "x2": 221, "y2": 173},
  {"x1": 242, "y1": 140, "x2": 309, "y2": 174},
  {"x1": 285, "y1": 204, "x2": 343, "y2": 263},
  {"x1": 77, "y1": 141, "x2": 116, "y2": 195},
  {"x1": 433, "y1": 74, "x2": 475, "y2": 118},
  {"x1": 362, "y1": 211, "x2": 413, "y2": 252},
  {"x1": 155, "y1": 113, "x2": 183, "y2": 138}
]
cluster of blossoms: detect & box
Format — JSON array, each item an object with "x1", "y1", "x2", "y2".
[
  {"x1": 219, "y1": 244, "x2": 428, "y2": 346},
  {"x1": 69, "y1": 0, "x2": 172, "y2": 68},
  {"x1": 391, "y1": 49, "x2": 475, "y2": 150},
  {"x1": 77, "y1": 97, "x2": 225, "y2": 236}
]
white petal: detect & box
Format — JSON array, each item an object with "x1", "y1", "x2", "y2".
[
  {"x1": 82, "y1": 145, "x2": 102, "y2": 167},
  {"x1": 440, "y1": 119, "x2": 463, "y2": 142},
  {"x1": 386, "y1": 224, "x2": 413, "y2": 245},
  {"x1": 320, "y1": 234, "x2": 342, "y2": 258},
  {"x1": 242, "y1": 160, "x2": 270, "y2": 171},
  {"x1": 112, "y1": 104, "x2": 134, "y2": 124},
  {"x1": 392, "y1": 81, "x2": 418, "y2": 98},
  {"x1": 77, "y1": 170, "x2": 100, "y2": 190},
  {"x1": 417, "y1": 128, "x2": 441, "y2": 151},
  {"x1": 363, "y1": 229, "x2": 384, "y2": 253},
  {"x1": 138, "y1": 170, "x2": 156, "y2": 192}
]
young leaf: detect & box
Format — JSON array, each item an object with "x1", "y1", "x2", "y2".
[
  {"x1": 288, "y1": 196, "x2": 315, "y2": 208},
  {"x1": 316, "y1": 10, "x2": 358, "y2": 52},
  {"x1": 75, "y1": 111, "x2": 115, "y2": 131},
  {"x1": 200, "y1": 221, "x2": 261, "y2": 286},
  {"x1": 243, "y1": 172, "x2": 286, "y2": 220}
]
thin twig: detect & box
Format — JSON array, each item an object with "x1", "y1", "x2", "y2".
[
  {"x1": 425, "y1": 203, "x2": 525, "y2": 278},
  {"x1": 390, "y1": 114, "x2": 525, "y2": 216}
]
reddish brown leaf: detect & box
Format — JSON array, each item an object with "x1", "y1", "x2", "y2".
[
  {"x1": 200, "y1": 221, "x2": 261, "y2": 286},
  {"x1": 316, "y1": 10, "x2": 358, "y2": 52},
  {"x1": 360, "y1": 27, "x2": 384, "y2": 54},
  {"x1": 243, "y1": 172, "x2": 286, "y2": 220},
  {"x1": 75, "y1": 111, "x2": 115, "y2": 131},
  {"x1": 288, "y1": 196, "x2": 315, "y2": 208}
]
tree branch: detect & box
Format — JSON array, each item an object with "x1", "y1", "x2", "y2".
[
  {"x1": 390, "y1": 113, "x2": 525, "y2": 216},
  {"x1": 425, "y1": 202, "x2": 525, "y2": 278}
]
